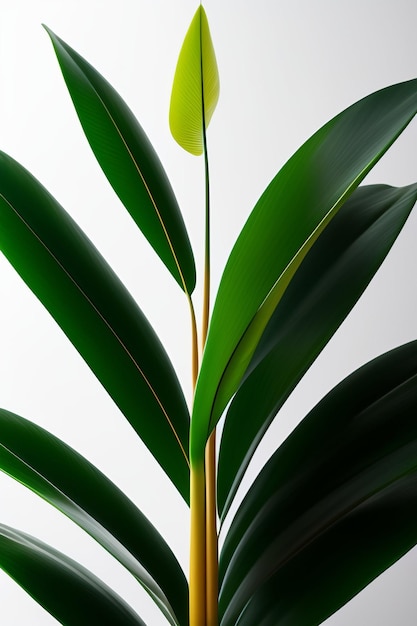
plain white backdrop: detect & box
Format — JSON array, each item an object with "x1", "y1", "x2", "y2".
[{"x1": 0, "y1": 0, "x2": 417, "y2": 624}]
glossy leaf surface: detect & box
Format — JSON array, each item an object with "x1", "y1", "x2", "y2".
[
  {"x1": 170, "y1": 6, "x2": 219, "y2": 155},
  {"x1": 218, "y1": 182, "x2": 417, "y2": 519},
  {"x1": 191, "y1": 79, "x2": 417, "y2": 461},
  {"x1": 0, "y1": 524, "x2": 145, "y2": 625},
  {"x1": 219, "y1": 341, "x2": 417, "y2": 625},
  {"x1": 45, "y1": 26, "x2": 195, "y2": 293},
  {"x1": 0, "y1": 409, "x2": 187, "y2": 626},
  {"x1": 0, "y1": 152, "x2": 190, "y2": 502}
]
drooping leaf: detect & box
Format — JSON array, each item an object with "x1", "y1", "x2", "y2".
[
  {"x1": 0, "y1": 409, "x2": 187, "y2": 626},
  {"x1": 191, "y1": 78, "x2": 417, "y2": 462},
  {"x1": 0, "y1": 524, "x2": 145, "y2": 625},
  {"x1": 0, "y1": 152, "x2": 190, "y2": 502},
  {"x1": 217, "y1": 182, "x2": 417, "y2": 519},
  {"x1": 219, "y1": 341, "x2": 417, "y2": 626},
  {"x1": 169, "y1": 6, "x2": 219, "y2": 155},
  {"x1": 44, "y1": 26, "x2": 195, "y2": 294}
]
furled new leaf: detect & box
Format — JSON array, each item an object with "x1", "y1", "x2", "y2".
[
  {"x1": 0, "y1": 409, "x2": 187, "y2": 626},
  {"x1": 0, "y1": 524, "x2": 145, "y2": 625},
  {"x1": 169, "y1": 6, "x2": 219, "y2": 155},
  {"x1": 0, "y1": 152, "x2": 190, "y2": 502},
  {"x1": 217, "y1": 182, "x2": 417, "y2": 519},
  {"x1": 219, "y1": 341, "x2": 417, "y2": 626},
  {"x1": 191, "y1": 78, "x2": 417, "y2": 462},
  {"x1": 44, "y1": 26, "x2": 195, "y2": 293}
]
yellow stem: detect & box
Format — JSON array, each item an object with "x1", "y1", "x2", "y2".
[
  {"x1": 201, "y1": 202, "x2": 218, "y2": 625},
  {"x1": 189, "y1": 459, "x2": 206, "y2": 625},
  {"x1": 189, "y1": 291, "x2": 206, "y2": 625},
  {"x1": 205, "y1": 430, "x2": 218, "y2": 625},
  {"x1": 201, "y1": 197, "x2": 217, "y2": 626}
]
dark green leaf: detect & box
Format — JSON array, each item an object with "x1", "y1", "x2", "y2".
[
  {"x1": 0, "y1": 524, "x2": 145, "y2": 625},
  {"x1": 218, "y1": 183, "x2": 417, "y2": 519},
  {"x1": 0, "y1": 152, "x2": 190, "y2": 502},
  {"x1": 191, "y1": 79, "x2": 417, "y2": 462},
  {"x1": 219, "y1": 341, "x2": 417, "y2": 626},
  {"x1": 0, "y1": 409, "x2": 187, "y2": 626},
  {"x1": 44, "y1": 26, "x2": 195, "y2": 294}
]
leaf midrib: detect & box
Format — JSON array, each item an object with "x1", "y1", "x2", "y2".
[
  {"x1": 51, "y1": 30, "x2": 190, "y2": 295},
  {"x1": 0, "y1": 191, "x2": 189, "y2": 467}
]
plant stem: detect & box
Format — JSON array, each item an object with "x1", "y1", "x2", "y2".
[
  {"x1": 201, "y1": 142, "x2": 210, "y2": 348},
  {"x1": 205, "y1": 430, "x2": 218, "y2": 626},
  {"x1": 189, "y1": 459, "x2": 206, "y2": 625},
  {"x1": 189, "y1": 288, "x2": 204, "y2": 625},
  {"x1": 188, "y1": 295, "x2": 199, "y2": 389},
  {"x1": 189, "y1": 15, "x2": 218, "y2": 623},
  {"x1": 201, "y1": 61, "x2": 218, "y2": 625}
]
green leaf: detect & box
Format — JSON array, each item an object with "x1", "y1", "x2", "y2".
[
  {"x1": 0, "y1": 524, "x2": 145, "y2": 625},
  {"x1": 217, "y1": 183, "x2": 417, "y2": 520},
  {"x1": 0, "y1": 152, "x2": 190, "y2": 502},
  {"x1": 219, "y1": 341, "x2": 417, "y2": 626},
  {"x1": 169, "y1": 6, "x2": 219, "y2": 155},
  {"x1": 191, "y1": 78, "x2": 417, "y2": 462},
  {"x1": 44, "y1": 26, "x2": 195, "y2": 294},
  {"x1": 0, "y1": 409, "x2": 187, "y2": 626}
]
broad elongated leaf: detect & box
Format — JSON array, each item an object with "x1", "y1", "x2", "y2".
[
  {"x1": 191, "y1": 78, "x2": 417, "y2": 461},
  {"x1": 169, "y1": 6, "x2": 219, "y2": 155},
  {"x1": 45, "y1": 26, "x2": 195, "y2": 293},
  {"x1": 0, "y1": 152, "x2": 190, "y2": 502},
  {"x1": 219, "y1": 341, "x2": 417, "y2": 626},
  {"x1": 0, "y1": 524, "x2": 145, "y2": 625},
  {"x1": 217, "y1": 183, "x2": 417, "y2": 519},
  {"x1": 0, "y1": 409, "x2": 187, "y2": 626}
]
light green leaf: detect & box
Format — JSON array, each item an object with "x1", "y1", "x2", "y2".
[
  {"x1": 191, "y1": 78, "x2": 417, "y2": 462},
  {"x1": 0, "y1": 409, "x2": 188, "y2": 626},
  {"x1": 0, "y1": 524, "x2": 145, "y2": 625},
  {"x1": 217, "y1": 183, "x2": 417, "y2": 520},
  {"x1": 44, "y1": 26, "x2": 195, "y2": 294},
  {"x1": 0, "y1": 152, "x2": 190, "y2": 502},
  {"x1": 169, "y1": 6, "x2": 219, "y2": 155}
]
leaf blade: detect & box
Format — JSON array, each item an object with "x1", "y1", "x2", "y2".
[
  {"x1": 169, "y1": 6, "x2": 220, "y2": 155},
  {"x1": 0, "y1": 409, "x2": 187, "y2": 626},
  {"x1": 191, "y1": 79, "x2": 417, "y2": 461},
  {"x1": 44, "y1": 26, "x2": 195, "y2": 293},
  {"x1": 234, "y1": 473, "x2": 417, "y2": 626},
  {"x1": 0, "y1": 524, "x2": 146, "y2": 625},
  {"x1": 0, "y1": 152, "x2": 190, "y2": 501},
  {"x1": 219, "y1": 341, "x2": 417, "y2": 625},
  {"x1": 217, "y1": 182, "x2": 417, "y2": 519}
]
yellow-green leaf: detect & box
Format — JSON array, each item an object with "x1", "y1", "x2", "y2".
[{"x1": 169, "y1": 6, "x2": 219, "y2": 155}]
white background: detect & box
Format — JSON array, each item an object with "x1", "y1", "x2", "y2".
[{"x1": 0, "y1": 0, "x2": 417, "y2": 624}]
